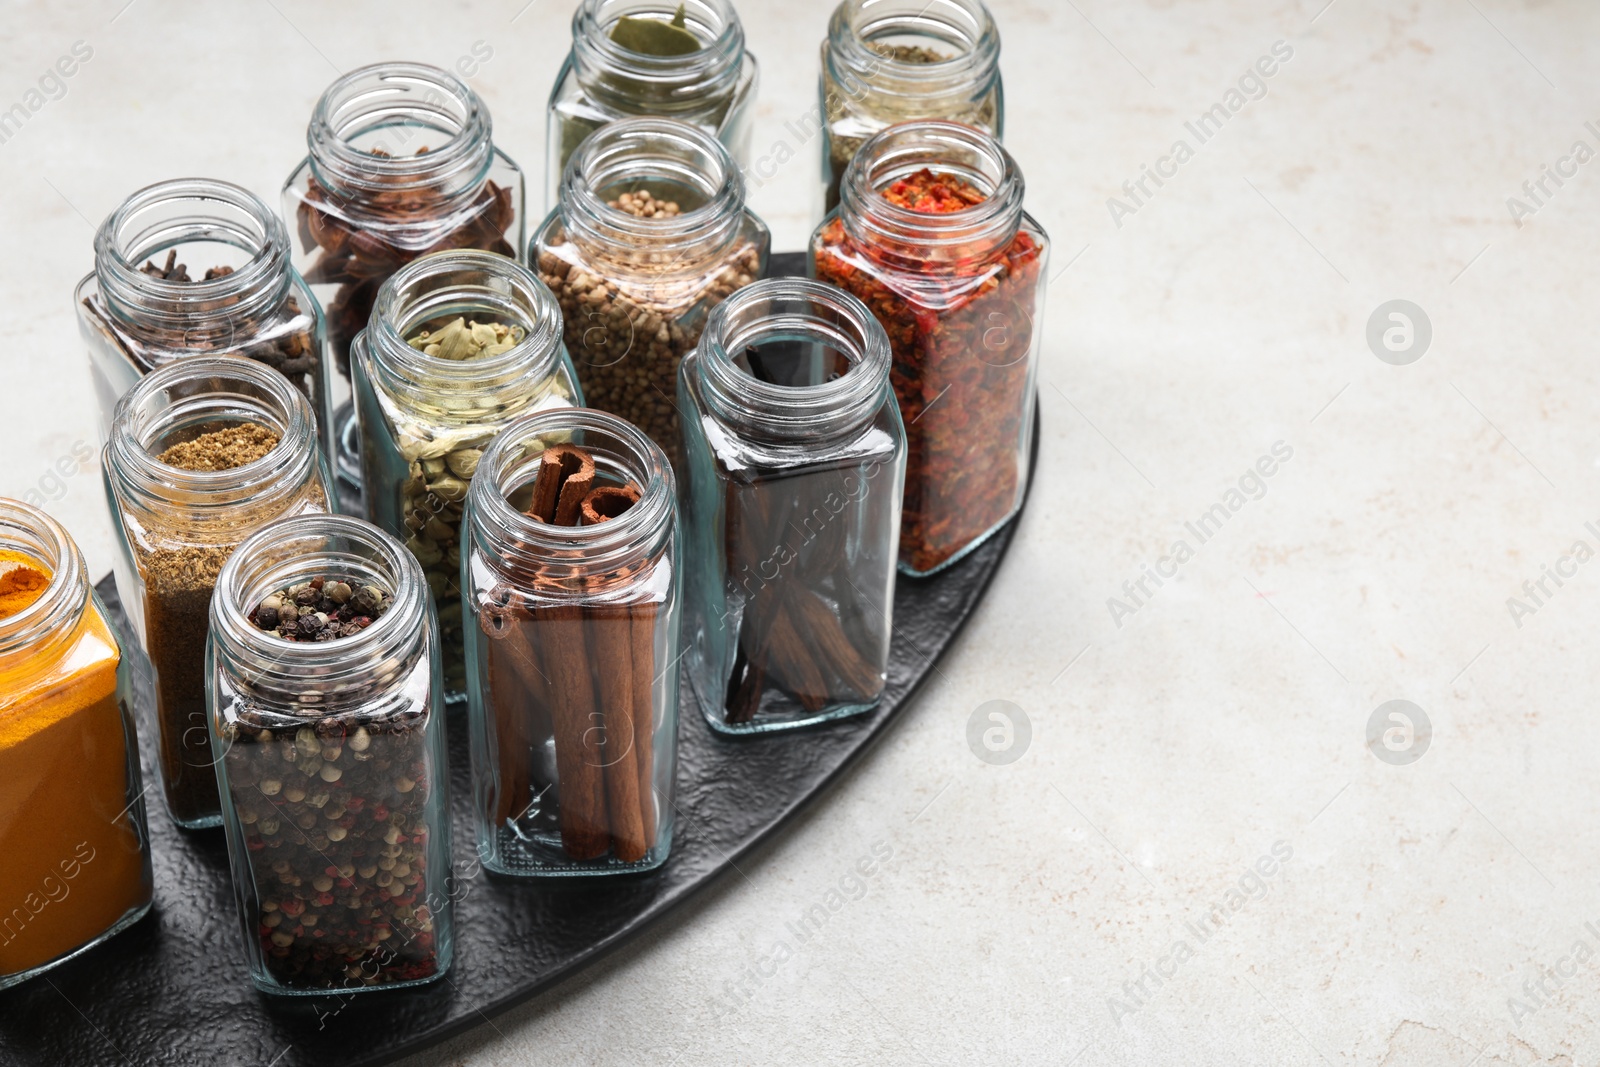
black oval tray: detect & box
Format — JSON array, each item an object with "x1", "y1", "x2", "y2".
[{"x1": 0, "y1": 254, "x2": 1034, "y2": 1067}]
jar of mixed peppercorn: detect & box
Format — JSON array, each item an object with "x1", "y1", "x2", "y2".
[{"x1": 811, "y1": 120, "x2": 1047, "y2": 576}]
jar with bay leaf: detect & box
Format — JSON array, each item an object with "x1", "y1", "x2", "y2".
[
  {"x1": 533, "y1": 117, "x2": 768, "y2": 469},
  {"x1": 352, "y1": 250, "x2": 580, "y2": 702},
  {"x1": 546, "y1": 0, "x2": 758, "y2": 209}
]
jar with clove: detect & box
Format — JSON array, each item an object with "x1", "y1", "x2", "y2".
[
  {"x1": 462, "y1": 408, "x2": 680, "y2": 875},
  {"x1": 284, "y1": 62, "x2": 525, "y2": 508},
  {"x1": 353, "y1": 250, "x2": 580, "y2": 702},
  {"x1": 105, "y1": 358, "x2": 333, "y2": 829},
  {"x1": 76, "y1": 178, "x2": 335, "y2": 458},
  {"x1": 533, "y1": 116, "x2": 768, "y2": 469},
  {"x1": 818, "y1": 0, "x2": 1002, "y2": 213},
  {"x1": 545, "y1": 0, "x2": 759, "y2": 209},
  {"x1": 207, "y1": 514, "x2": 453, "y2": 995},
  {"x1": 678, "y1": 278, "x2": 906, "y2": 733}
]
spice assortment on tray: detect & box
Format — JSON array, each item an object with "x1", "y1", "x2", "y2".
[{"x1": 18, "y1": 0, "x2": 1037, "y2": 997}]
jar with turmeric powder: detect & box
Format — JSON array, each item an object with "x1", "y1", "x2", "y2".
[{"x1": 0, "y1": 499, "x2": 155, "y2": 991}]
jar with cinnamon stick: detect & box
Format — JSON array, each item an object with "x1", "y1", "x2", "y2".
[
  {"x1": 462, "y1": 408, "x2": 680, "y2": 874},
  {"x1": 208, "y1": 514, "x2": 453, "y2": 994},
  {"x1": 353, "y1": 250, "x2": 580, "y2": 703},
  {"x1": 106, "y1": 358, "x2": 332, "y2": 829},
  {"x1": 284, "y1": 62, "x2": 524, "y2": 507},
  {"x1": 533, "y1": 116, "x2": 768, "y2": 469},
  {"x1": 76, "y1": 178, "x2": 334, "y2": 457},
  {"x1": 811, "y1": 120, "x2": 1047, "y2": 575},
  {"x1": 678, "y1": 278, "x2": 906, "y2": 733},
  {"x1": 0, "y1": 499, "x2": 155, "y2": 991}
]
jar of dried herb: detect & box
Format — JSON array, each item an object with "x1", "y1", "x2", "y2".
[
  {"x1": 819, "y1": 0, "x2": 1002, "y2": 213},
  {"x1": 679, "y1": 278, "x2": 906, "y2": 733},
  {"x1": 811, "y1": 121, "x2": 1047, "y2": 576},
  {"x1": 0, "y1": 499, "x2": 155, "y2": 991},
  {"x1": 208, "y1": 514, "x2": 453, "y2": 995},
  {"x1": 546, "y1": 0, "x2": 759, "y2": 209},
  {"x1": 284, "y1": 62, "x2": 525, "y2": 509},
  {"x1": 76, "y1": 178, "x2": 334, "y2": 457},
  {"x1": 533, "y1": 117, "x2": 769, "y2": 469},
  {"x1": 353, "y1": 249, "x2": 580, "y2": 703},
  {"x1": 462, "y1": 408, "x2": 680, "y2": 875},
  {"x1": 105, "y1": 358, "x2": 332, "y2": 829}
]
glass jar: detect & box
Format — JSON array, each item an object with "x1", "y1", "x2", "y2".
[
  {"x1": 546, "y1": 0, "x2": 759, "y2": 209},
  {"x1": 533, "y1": 117, "x2": 769, "y2": 469},
  {"x1": 678, "y1": 279, "x2": 905, "y2": 733},
  {"x1": 811, "y1": 120, "x2": 1046, "y2": 576},
  {"x1": 284, "y1": 62, "x2": 525, "y2": 509},
  {"x1": 207, "y1": 514, "x2": 453, "y2": 995},
  {"x1": 105, "y1": 358, "x2": 332, "y2": 829},
  {"x1": 819, "y1": 0, "x2": 1003, "y2": 213},
  {"x1": 76, "y1": 178, "x2": 334, "y2": 456},
  {"x1": 353, "y1": 250, "x2": 580, "y2": 703},
  {"x1": 462, "y1": 408, "x2": 679, "y2": 875},
  {"x1": 0, "y1": 499, "x2": 154, "y2": 991}
]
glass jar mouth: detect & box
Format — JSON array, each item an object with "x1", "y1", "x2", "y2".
[
  {"x1": 572, "y1": 0, "x2": 746, "y2": 106},
  {"x1": 308, "y1": 62, "x2": 493, "y2": 198},
  {"x1": 829, "y1": 0, "x2": 1000, "y2": 92},
  {"x1": 95, "y1": 178, "x2": 291, "y2": 332},
  {"x1": 696, "y1": 278, "x2": 890, "y2": 441},
  {"x1": 0, "y1": 499, "x2": 88, "y2": 662}
]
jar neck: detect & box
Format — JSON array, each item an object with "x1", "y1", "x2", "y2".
[
  {"x1": 0, "y1": 500, "x2": 91, "y2": 674},
  {"x1": 94, "y1": 178, "x2": 293, "y2": 339},
  {"x1": 839, "y1": 119, "x2": 1023, "y2": 269},
  {"x1": 694, "y1": 278, "x2": 890, "y2": 443},
  {"x1": 364, "y1": 250, "x2": 566, "y2": 422},
  {"x1": 826, "y1": 0, "x2": 1000, "y2": 110},
  {"x1": 571, "y1": 0, "x2": 746, "y2": 115},
  {"x1": 307, "y1": 62, "x2": 495, "y2": 215}
]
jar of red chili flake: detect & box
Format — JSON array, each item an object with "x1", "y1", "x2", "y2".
[{"x1": 810, "y1": 120, "x2": 1046, "y2": 576}]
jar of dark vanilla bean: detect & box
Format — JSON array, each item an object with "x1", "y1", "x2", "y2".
[
  {"x1": 462, "y1": 408, "x2": 680, "y2": 875},
  {"x1": 284, "y1": 62, "x2": 525, "y2": 509},
  {"x1": 678, "y1": 278, "x2": 906, "y2": 733}
]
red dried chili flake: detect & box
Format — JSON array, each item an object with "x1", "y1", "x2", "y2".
[{"x1": 882, "y1": 168, "x2": 988, "y2": 214}]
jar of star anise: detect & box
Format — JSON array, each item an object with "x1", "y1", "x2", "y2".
[
  {"x1": 811, "y1": 120, "x2": 1047, "y2": 576},
  {"x1": 284, "y1": 62, "x2": 525, "y2": 509}
]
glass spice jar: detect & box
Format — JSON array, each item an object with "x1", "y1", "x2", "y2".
[
  {"x1": 104, "y1": 357, "x2": 333, "y2": 829},
  {"x1": 0, "y1": 498, "x2": 155, "y2": 991},
  {"x1": 283, "y1": 62, "x2": 525, "y2": 509},
  {"x1": 352, "y1": 249, "x2": 580, "y2": 703},
  {"x1": 532, "y1": 117, "x2": 769, "y2": 469},
  {"x1": 818, "y1": 0, "x2": 1003, "y2": 213},
  {"x1": 207, "y1": 514, "x2": 453, "y2": 995},
  {"x1": 76, "y1": 178, "x2": 334, "y2": 456},
  {"x1": 462, "y1": 408, "x2": 680, "y2": 875},
  {"x1": 811, "y1": 120, "x2": 1047, "y2": 576},
  {"x1": 545, "y1": 0, "x2": 759, "y2": 209},
  {"x1": 679, "y1": 278, "x2": 905, "y2": 733}
]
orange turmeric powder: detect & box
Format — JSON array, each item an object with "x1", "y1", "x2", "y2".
[{"x1": 0, "y1": 553, "x2": 50, "y2": 618}]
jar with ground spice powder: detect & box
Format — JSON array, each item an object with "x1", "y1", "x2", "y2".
[
  {"x1": 533, "y1": 117, "x2": 768, "y2": 469},
  {"x1": 284, "y1": 62, "x2": 525, "y2": 510},
  {"x1": 0, "y1": 499, "x2": 154, "y2": 991},
  {"x1": 208, "y1": 514, "x2": 452, "y2": 994},
  {"x1": 818, "y1": 0, "x2": 1002, "y2": 213},
  {"x1": 353, "y1": 249, "x2": 579, "y2": 702},
  {"x1": 811, "y1": 121, "x2": 1047, "y2": 575},
  {"x1": 106, "y1": 358, "x2": 332, "y2": 829}
]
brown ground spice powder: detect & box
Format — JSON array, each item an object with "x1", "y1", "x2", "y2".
[{"x1": 158, "y1": 423, "x2": 279, "y2": 471}]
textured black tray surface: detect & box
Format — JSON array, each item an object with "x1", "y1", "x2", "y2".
[{"x1": 0, "y1": 253, "x2": 1031, "y2": 1067}]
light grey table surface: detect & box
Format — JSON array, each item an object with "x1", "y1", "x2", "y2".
[{"x1": 6, "y1": 0, "x2": 1600, "y2": 1064}]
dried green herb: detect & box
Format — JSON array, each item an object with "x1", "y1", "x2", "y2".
[{"x1": 610, "y1": 4, "x2": 701, "y2": 56}]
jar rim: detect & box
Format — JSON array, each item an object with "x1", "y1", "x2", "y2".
[
  {"x1": 828, "y1": 0, "x2": 1000, "y2": 89},
  {"x1": 571, "y1": 0, "x2": 746, "y2": 102},
  {"x1": 0, "y1": 499, "x2": 87, "y2": 661}
]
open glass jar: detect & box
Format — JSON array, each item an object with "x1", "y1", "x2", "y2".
[
  {"x1": 284, "y1": 62, "x2": 525, "y2": 508},
  {"x1": 546, "y1": 0, "x2": 759, "y2": 209},
  {"x1": 105, "y1": 358, "x2": 332, "y2": 829},
  {"x1": 679, "y1": 278, "x2": 905, "y2": 733},
  {"x1": 0, "y1": 499, "x2": 154, "y2": 991},
  {"x1": 462, "y1": 408, "x2": 679, "y2": 875},
  {"x1": 76, "y1": 179, "x2": 333, "y2": 455},
  {"x1": 819, "y1": 0, "x2": 1002, "y2": 213},
  {"x1": 353, "y1": 250, "x2": 580, "y2": 702},
  {"x1": 811, "y1": 120, "x2": 1046, "y2": 576},
  {"x1": 533, "y1": 117, "x2": 768, "y2": 469},
  {"x1": 208, "y1": 515, "x2": 453, "y2": 995}
]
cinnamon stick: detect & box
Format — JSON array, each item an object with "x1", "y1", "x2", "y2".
[
  {"x1": 537, "y1": 601, "x2": 611, "y2": 860},
  {"x1": 587, "y1": 604, "x2": 647, "y2": 862},
  {"x1": 630, "y1": 601, "x2": 660, "y2": 848},
  {"x1": 529, "y1": 445, "x2": 595, "y2": 526}
]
